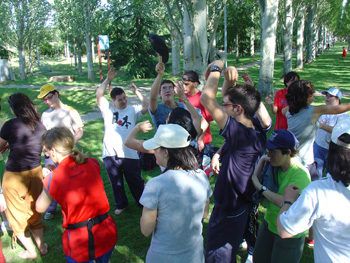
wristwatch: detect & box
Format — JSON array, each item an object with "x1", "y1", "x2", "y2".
[
  {"x1": 258, "y1": 185, "x2": 267, "y2": 195},
  {"x1": 210, "y1": 65, "x2": 222, "y2": 73},
  {"x1": 280, "y1": 201, "x2": 293, "y2": 208}
]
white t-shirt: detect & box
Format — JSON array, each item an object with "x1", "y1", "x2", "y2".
[
  {"x1": 41, "y1": 104, "x2": 84, "y2": 134},
  {"x1": 99, "y1": 97, "x2": 142, "y2": 159},
  {"x1": 280, "y1": 177, "x2": 350, "y2": 263},
  {"x1": 315, "y1": 112, "x2": 349, "y2": 149}
]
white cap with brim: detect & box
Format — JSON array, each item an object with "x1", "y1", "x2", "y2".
[
  {"x1": 331, "y1": 119, "x2": 350, "y2": 148},
  {"x1": 321, "y1": 87, "x2": 342, "y2": 100},
  {"x1": 143, "y1": 124, "x2": 191, "y2": 150}
]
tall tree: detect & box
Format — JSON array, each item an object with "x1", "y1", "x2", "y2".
[
  {"x1": 162, "y1": 0, "x2": 227, "y2": 83},
  {"x1": 281, "y1": 0, "x2": 294, "y2": 75},
  {"x1": 295, "y1": 4, "x2": 305, "y2": 69},
  {"x1": 1, "y1": 0, "x2": 51, "y2": 79},
  {"x1": 258, "y1": 0, "x2": 279, "y2": 96}
]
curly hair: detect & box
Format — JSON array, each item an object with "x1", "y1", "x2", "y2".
[{"x1": 285, "y1": 80, "x2": 315, "y2": 115}]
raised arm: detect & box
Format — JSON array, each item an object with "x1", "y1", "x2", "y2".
[
  {"x1": 200, "y1": 60, "x2": 228, "y2": 130},
  {"x1": 124, "y1": 121, "x2": 154, "y2": 154},
  {"x1": 149, "y1": 62, "x2": 165, "y2": 114},
  {"x1": 129, "y1": 81, "x2": 149, "y2": 115},
  {"x1": 96, "y1": 67, "x2": 117, "y2": 107},
  {"x1": 312, "y1": 103, "x2": 350, "y2": 124},
  {"x1": 222, "y1": 66, "x2": 238, "y2": 98},
  {"x1": 175, "y1": 81, "x2": 202, "y2": 137}
]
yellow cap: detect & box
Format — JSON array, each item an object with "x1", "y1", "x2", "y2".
[{"x1": 38, "y1": 84, "x2": 57, "y2": 98}]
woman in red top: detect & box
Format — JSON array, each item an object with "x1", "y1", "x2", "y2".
[{"x1": 36, "y1": 127, "x2": 117, "y2": 263}]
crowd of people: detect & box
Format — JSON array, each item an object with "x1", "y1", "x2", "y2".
[{"x1": 0, "y1": 59, "x2": 349, "y2": 263}]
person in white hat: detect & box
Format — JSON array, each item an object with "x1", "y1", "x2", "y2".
[
  {"x1": 139, "y1": 124, "x2": 212, "y2": 263},
  {"x1": 314, "y1": 87, "x2": 350, "y2": 177},
  {"x1": 277, "y1": 119, "x2": 350, "y2": 263}
]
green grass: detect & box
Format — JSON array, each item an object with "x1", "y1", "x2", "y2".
[{"x1": 1, "y1": 42, "x2": 350, "y2": 262}]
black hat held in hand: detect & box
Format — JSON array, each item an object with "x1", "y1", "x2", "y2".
[{"x1": 148, "y1": 34, "x2": 169, "y2": 63}]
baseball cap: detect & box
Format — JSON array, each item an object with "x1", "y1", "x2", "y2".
[
  {"x1": 38, "y1": 84, "x2": 57, "y2": 98},
  {"x1": 143, "y1": 124, "x2": 191, "y2": 150},
  {"x1": 321, "y1": 87, "x2": 342, "y2": 100},
  {"x1": 331, "y1": 119, "x2": 350, "y2": 148},
  {"x1": 182, "y1": 71, "x2": 200, "y2": 84},
  {"x1": 266, "y1": 129, "x2": 299, "y2": 150}
]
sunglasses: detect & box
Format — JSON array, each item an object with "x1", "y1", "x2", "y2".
[{"x1": 221, "y1": 103, "x2": 240, "y2": 107}]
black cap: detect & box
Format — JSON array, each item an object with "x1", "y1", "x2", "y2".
[
  {"x1": 148, "y1": 34, "x2": 169, "y2": 63},
  {"x1": 182, "y1": 70, "x2": 200, "y2": 84}
]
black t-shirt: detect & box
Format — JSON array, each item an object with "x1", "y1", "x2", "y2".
[{"x1": 0, "y1": 118, "x2": 46, "y2": 172}]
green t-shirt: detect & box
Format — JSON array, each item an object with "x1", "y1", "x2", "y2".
[{"x1": 265, "y1": 161, "x2": 311, "y2": 237}]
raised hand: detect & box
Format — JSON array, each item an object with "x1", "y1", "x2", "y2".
[
  {"x1": 155, "y1": 62, "x2": 165, "y2": 75},
  {"x1": 107, "y1": 67, "x2": 117, "y2": 82}
]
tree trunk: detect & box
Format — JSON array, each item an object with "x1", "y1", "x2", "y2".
[
  {"x1": 250, "y1": 11, "x2": 255, "y2": 58},
  {"x1": 282, "y1": 0, "x2": 293, "y2": 75},
  {"x1": 66, "y1": 39, "x2": 70, "y2": 60},
  {"x1": 84, "y1": 0, "x2": 94, "y2": 81},
  {"x1": 182, "y1": 0, "x2": 208, "y2": 84},
  {"x1": 171, "y1": 32, "x2": 181, "y2": 76},
  {"x1": 16, "y1": 2, "x2": 27, "y2": 80},
  {"x1": 235, "y1": 32, "x2": 239, "y2": 63},
  {"x1": 209, "y1": 36, "x2": 217, "y2": 62},
  {"x1": 258, "y1": 0, "x2": 279, "y2": 97},
  {"x1": 306, "y1": 4, "x2": 315, "y2": 63},
  {"x1": 74, "y1": 44, "x2": 78, "y2": 69},
  {"x1": 77, "y1": 42, "x2": 83, "y2": 76},
  {"x1": 295, "y1": 5, "x2": 305, "y2": 69}
]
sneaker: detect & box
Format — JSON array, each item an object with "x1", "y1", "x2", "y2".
[
  {"x1": 114, "y1": 208, "x2": 126, "y2": 215},
  {"x1": 245, "y1": 254, "x2": 253, "y2": 263},
  {"x1": 306, "y1": 238, "x2": 314, "y2": 247},
  {"x1": 239, "y1": 240, "x2": 248, "y2": 250},
  {"x1": 44, "y1": 212, "x2": 54, "y2": 220}
]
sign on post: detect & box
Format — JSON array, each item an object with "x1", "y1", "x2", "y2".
[{"x1": 98, "y1": 35, "x2": 109, "y2": 50}]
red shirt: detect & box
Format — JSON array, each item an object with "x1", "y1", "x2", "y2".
[
  {"x1": 43, "y1": 157, "x2": 117, "y2": 262},
  {"x1": 181, "y1": 91, "x2": 214, "y2": 144},
  {"x1": 273, "y1": 88, "x2": 288, "y2": 130}
]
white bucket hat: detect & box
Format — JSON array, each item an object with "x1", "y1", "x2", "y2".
[{"x1": 143, "y1": 124, "x2": 191, "y2": 150}]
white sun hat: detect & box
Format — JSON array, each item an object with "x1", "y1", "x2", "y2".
[{"x1": 143, "y1": 124, "x2": 191, "y2": 150}]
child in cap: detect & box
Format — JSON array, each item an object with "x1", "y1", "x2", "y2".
[{"x1": 251, "y1": 129, "x2": 311, "y2": 263}]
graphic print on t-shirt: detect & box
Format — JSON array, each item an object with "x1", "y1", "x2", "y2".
[{"x1": 113, "y1": 111, "x2": 131, "y2": 128}]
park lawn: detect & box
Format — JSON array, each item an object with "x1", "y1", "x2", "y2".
[{"x1": 1, "y1": 42, "x2": 350, "y2": 262}]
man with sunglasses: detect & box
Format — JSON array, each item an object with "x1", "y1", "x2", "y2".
[
  {"x1": 38, "y1": 84, "x2": 84, "y2": 220},
  {"x1": 201, "y1": 61, "x2": 271, "y2": 263}
]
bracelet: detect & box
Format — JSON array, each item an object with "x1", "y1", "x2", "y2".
[
  {"x1": 183, "y1": 98, "x2": 189, "y2": 104},
  {"x1": 280, "y1": 201, "x2": 293, "y2": 208},
  {"x1": 210, "y1": 65, "x2": 222, "y2": 73}
]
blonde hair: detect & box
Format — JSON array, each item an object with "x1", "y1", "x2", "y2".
[{"x1": 41, "y1": 127, "x2": 88, "y2": 165}]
